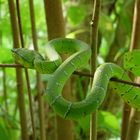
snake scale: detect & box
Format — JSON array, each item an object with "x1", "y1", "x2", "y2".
[{"x1": 12, "y1": 38, "x2": 140, "y2": 120}]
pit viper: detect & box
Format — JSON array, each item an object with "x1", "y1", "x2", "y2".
[{"x1": 12, "y1": 38, "x2": 140, "y2": 120}]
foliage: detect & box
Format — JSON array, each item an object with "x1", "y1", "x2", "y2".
[
  {"x1": 98, "y1": 111, "x2": 120, "y2": 136},
  {"x1": 75, "y1": 110, "x2": 120, "y2": 139},
  {"x1": 0, "y1": 109, "x2": 19, "y2": 140},
  {"x1": 124, "y1": 49, "x2": 140, "y2": 76},
  {"x1": 0, "y1": 0, "x2": 139, "y2": 139},
  {"x1": 67, "y1": 5, "x2": 87, "y2": 26},
  {"x1": 0, "y1": 47, "x2": 13, "y2": 63}
]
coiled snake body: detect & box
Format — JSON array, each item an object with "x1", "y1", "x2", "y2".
[{"x1": 12, "y1": 38, "x2": 140, "y2": 120}]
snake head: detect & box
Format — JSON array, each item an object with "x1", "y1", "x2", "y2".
[{"x1": 11, "y1": 48, "x2": 43, "y2": 69}]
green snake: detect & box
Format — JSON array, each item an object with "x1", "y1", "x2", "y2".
[{"x1": 12, "y1": 38, "x2": 140, "y2": 120}]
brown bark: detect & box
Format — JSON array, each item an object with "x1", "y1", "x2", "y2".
[
  {"x1": 28, "y1": 0, "x2": 46, "y2": 140},
  {"x1": 44, "y1": 0, "x2": 74, "y2": 140},
  {"x1": 90, "y1": 0, "x2": 101, "y2": 140},
  {"x1": 125, "y1": 0, "x2": 140, "y2": 139},
  {"x1": 121, "y1": 104, "x2": 131, "y2": 140},
  {"x1": 126, "y1": 108, "x2": 140, "y2": 140},
  {"x1": 129, "y1": 0, "x2": 140, "y2": 51},
  {"x1": 8, "y1": 0, "x2": 29, "y2": 140},
  {"x1": 16, "y1": 1, "x2": 36, "y2": 139},
  {"x1": 44, "y1": 0, "x2": 65, "y2": 40}
]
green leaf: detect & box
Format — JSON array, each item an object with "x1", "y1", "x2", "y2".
[
  {"x1": 66, "y1": 29, "x2": 86, "y2": 38},
  {"x1": 114, "y1": 47, "x2": 128, "y2": 62},
  {"x1": 67, "y1": 5, "x2": 87, "y2": 26},
  {"x1": 98, "y1": 111, "x2": 120, "y2": 136},
  {"x1": 124, "y1": 49, "x2": 140, "y2": 76},
  {"x1": 99, "y1": 13, "x2": 115, "y2": 45},
  {"x1": 77, "y1": 115, "x2": 90, "y2": 133},
  {"x1": 0, "y1": 48, "x2": 13, "y2": 63},
  {"x1": 63, "y1": 0, "x2": 68, "y2": 3},
  {"x1": 99, "y1": 13, "x2": 115, "y2": 58},
  {"x1": 76, "y1": 110, "x2": 119, "y2": 137},
  {"x1": 0, "y1": 124, "x2": 10, "y2": 140},
  {"x1": 0, "y1": 117, "x2": 19, "y2": 140},
  {"x1": 117, "y1": 0, "x2": 133, "y2": 36}
]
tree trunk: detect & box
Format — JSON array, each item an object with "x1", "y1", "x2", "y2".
[
  {"x1": 28, "y1": 0, "x2": 46, "y2": 139},
  {"x1": 126, "y1": 0, "x2": 140, "y2": 139},
  {"x1": 8, "y1": 1, "x2": 29, "y2": 140},
  {"x1": 44, "y1": 0, "x2": 74, "y2": 140}
]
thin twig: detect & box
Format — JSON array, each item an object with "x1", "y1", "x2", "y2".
[
  {"x1": 1, "y1": 64, "x2": 140, "y2": 88},
  {"x1": 29, "y1": 0, "x2": 46, "y2": 139},
  {"x1": 16, "y1": 1, "x2": 36, "y2": 139},
  {"x1": 125, "y1": 0, "x2": 140, "y2": 140},
  {"x1": 8, "y1": 1, "x2": 29, "y2": 140},
  {"x1": 90, "y1": 0, "x2": 101, "y2": 139},
  {"x1": 73, "y1": 71, "x2": 140, "y2": 88},
  {"x1": 0, "y1": 64, "x2": 23, "y2": 68},
  {"x1": 16, "y1": 0, "x2": 24, "y2": 47},
  {"x1": 25, "y1": 69, "x2": 36, "y2": 139}
]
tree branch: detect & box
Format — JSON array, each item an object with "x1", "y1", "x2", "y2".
[{"x1": 1, "y1": 64, "x2": 140, "y2": 88}]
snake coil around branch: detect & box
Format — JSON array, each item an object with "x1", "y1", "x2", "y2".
[{"x1": 12, "y1": 38, "x2": 140, "y2": 120}]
